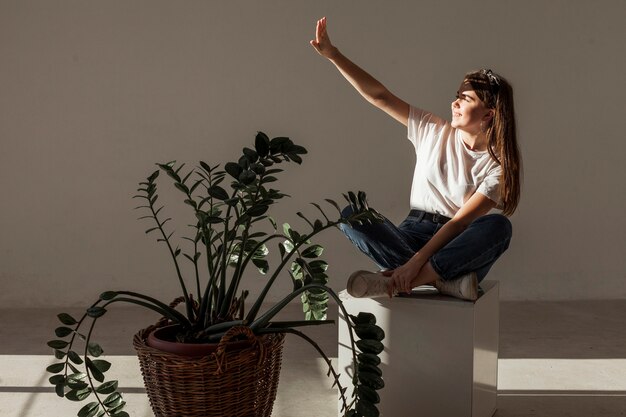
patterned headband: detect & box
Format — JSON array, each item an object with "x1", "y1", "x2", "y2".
[{"x1": 481, "y1": 69, "x2": 500, "y2": 89}]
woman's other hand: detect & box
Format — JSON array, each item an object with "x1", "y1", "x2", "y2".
[
  {"x1": 310, "y1": 17, "x2": 337, "y2": 59},
  {"x1": 383, "y1": 258, "x2": 425, "y2": 296}
]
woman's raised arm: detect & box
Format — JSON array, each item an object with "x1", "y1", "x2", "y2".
[{"x1": 310, "y1": 17, "x2": 409, "y2": 126}]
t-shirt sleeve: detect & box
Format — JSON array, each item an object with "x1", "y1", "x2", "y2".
[
  {"x1": 477, "y1": 165, "x2": 503, "y2": 206},
  {"x1": 407, "y1": 105, "x2": 446, "y2": 151}
]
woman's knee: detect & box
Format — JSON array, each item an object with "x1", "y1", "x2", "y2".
[
  {"x1": 341, "y1": 204, "x2": 355, "y2": 218},
  {"x1": 474, "y1": 213, "x2": 512, "y2": 239}
]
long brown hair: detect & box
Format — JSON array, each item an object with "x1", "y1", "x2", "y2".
[{"x1": 464, "y1": 69, "x2": 521, "y2": 216}]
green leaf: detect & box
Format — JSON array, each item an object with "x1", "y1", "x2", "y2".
[
  {"x1": 208, "y1": 185, "x2": 229, "y2": 200},
  {"x1": 147, "y1": 170, "x2": 159, "y2": 182},
  {"x1": 238, "y1": 170, "x2": 256, "y2": 185},
  {"x1": 47, "y1": 340, "x2": 68, "y2": 350},
  {"x1": 252, "y1": 258, "x2": 269, "y2": 274},
  {"x1": 325, "y1": 198, "x2": 342, "y2": 213},
  {"x1": 67, "y1": 373, "x2": 87, "y2": 384},
  {"x1": 95, "y1": 380, "x2": 118, "y2": 394},
  {"x1": 358, "y1": 353, "x2": 381, "y2": 366},
  {"x1": 108, "y1": 400, "x2": 127, "y2": 414},
  {"x1": 88, "y1": 342, "x2": 103, "y2": 357},
  {"x1": 269, "y1": 136, "x2": 288, "y2": 153},
  {"x1": 54, "y1": 326, "x2": 74, "y2": 337},
  {"x1": 58, "y1": 313, "x2": 77, "y2": 325},
  {"x1": 302, "y1": 244, "x2": 324, "y2": 258},
  {"x1": 49, "y1": 375, "x2": 65, "y2": 385},
  {"x1": 199, "y1": 161, "x2": 212, "y2": 173},
  {"x1": 255, "y1": 131, "x2": 270, "y2": 157},
  {"x1": 103, "y1": 392, "x2": 122, "y2": 408},
  {"x1": 356, "y1": 339, "x2": 384, "y2": 354},
  {"x1": 225, "y1": 162, "x2": 242, "y2": 179},
  {"x1": 54, "y1": 349, "x2": 66, "y2": 359},
  {"x1": 78, "y1": 402, "x2": 100, "y2": 417},
  {"x1": 348, "y1": 190, "x2": 360, "y2": 207},
  {"x1": 356, "y1": 399, "x2": 380, "y2": 417},
  {"x1": 86, "y1": 358, "x2": 108, "y2": 382},
  {"x1": 358, "y1": 371, "x2": 385, "y2": 390},
  {"x1": 312, "y1": 309, "x2": 326, "y2": 320},
  {"x1": 89, "y1": 367, "x2": 104, "y2": 383},
  {"x1": 243, "y1": 147, "x2": 258, "y2": 163},
  {"x1": 111, "y1": 411, "x2": 129, "y2": 417},
  {"x1": 55, "y1": 383, "x2": 65, "y2": 397},
  {"x1": 238, "y1": 155, "x2": 250, "y2": 169},
  {"x1": 246, "y1": 205, "x2": 269, "y2": 217},
  {"x1": 288, "y1": 153, "x2": 303, "y2": 164},
  {"x1": 67, "y1": 379, "x2": 88, "y2": 390},
  {"x1": 309, "y1": 260, "x2": 329, "y2": 273},
  {"x1": 86, "y1": 307, "x2": 106, "y2": 318},
  {"x1": 350, "y1": 312, "x2": 376, "y2": 325},
  {"x1": 99, "y1": 291, "x2": 117, "y2": 301},
  {"x1": 68, "y1": 350, "x2": 84, "y2": 365},
  {"x1": 357, "y1": 384, "x2": 380, "y2": 404},
  {"x1": 354, "y1": 324, "x2": 385, "y2": 341},
  {"x1": 251, "y1": 162, "x2": 265, "y2": 175},
  {"x1": 358, "y1": 363, "x2": 382, "y2": 377},
  {"x1": 65, "y1": 388, "x2": 92, "y2": 402},
  {"x1": 90, "y1": 359, "x2": 111, "y2": 373}
]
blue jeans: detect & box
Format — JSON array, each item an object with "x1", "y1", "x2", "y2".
[{"x1": 339, "y1": 207, "x2": 512, "y2": 283}]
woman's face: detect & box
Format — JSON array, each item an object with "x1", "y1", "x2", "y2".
[{"x1": 450, "y1": 89, "x2": 492, "y2": 133}]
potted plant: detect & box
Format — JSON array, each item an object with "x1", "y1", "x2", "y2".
[{"x1": 46, "y1": 132, "x2": 386, "y2": 417}]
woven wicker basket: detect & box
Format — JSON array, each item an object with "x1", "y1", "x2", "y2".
[{"x1": 133, "y1": 324, "x2": 285, "y2": 417}]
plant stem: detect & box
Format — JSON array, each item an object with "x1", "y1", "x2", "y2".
[
  {"x1": 83, "y1": 318, "x2": 113, "y2": 416},
  {"x1": 149, "y1": 198, "x2": 193, "y2": 321},
  {"x1": 258, "y1": 327, "x2": 351, "y2": 413}
]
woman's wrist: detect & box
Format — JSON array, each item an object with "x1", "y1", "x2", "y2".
[
  {"x1": 326, "y1": 46, "x2": 340, "y2": 61},
  {"x1": 409, "y1": 252, "x2": 428, "y2": 268}
]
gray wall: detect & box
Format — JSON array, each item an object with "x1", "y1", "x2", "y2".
[{"x1": 1, "y1": 1, "x2": 624, "y2": 308}]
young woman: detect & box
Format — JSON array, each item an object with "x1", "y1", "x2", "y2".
[{"x1": 310, "y1": 17, "x2": 521, "y2": 300}]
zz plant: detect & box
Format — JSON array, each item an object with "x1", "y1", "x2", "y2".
[{"x1": 47, "y1": 132, "x2": 386, "y2": 417}]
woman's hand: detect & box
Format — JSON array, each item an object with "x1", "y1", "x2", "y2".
[
  {"x1": 383, "y1": 258, "x2": 426, "y2": 296},
  {"x1": 310, "y1": 17, "x2": 337, "y2": 59}
]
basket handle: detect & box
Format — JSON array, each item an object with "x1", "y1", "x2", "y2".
[
  {"x1": 214, "y1": 326, "x2": 265, "y2": 374},
  {"x1": 155, "y1": 296, "x2": 187, "y2": 328}
]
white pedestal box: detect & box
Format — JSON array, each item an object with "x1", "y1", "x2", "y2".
[{"x1": 337, "y1": 281, "x2": 499, "y2": 417}]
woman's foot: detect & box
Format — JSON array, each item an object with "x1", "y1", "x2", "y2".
[
  {"x1": 434, "y1": 272, "x2": 478, "y2": 301},
  {"x1": 346, "y1": 270, "x2": 396, "y2": 298}
]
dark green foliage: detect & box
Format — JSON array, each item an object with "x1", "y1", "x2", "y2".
[
  {"x1": 354, "y1": 324, "x2": 385, "y2": 341},
  {"x1": 350, "y1": 312, "x2": 385, "y2": 417},
  {"x1": 357, "y1": 385, "x2": 380, "y2": 404},
  {"x1": 358, "y1": 372, "x2": 385, "y2": 390},
  {"x1": 48, "y1": 131, "x2": 386, "y2": 417},
  {"x1": 350, "y1": 312, "x2": 376, "y2": 325},
  {"x1": 358, "y1": 352, "x2": 381, "y2": 366},
  {"x1": 356, "y1": 339, "x2": 385, "y2": 354}
]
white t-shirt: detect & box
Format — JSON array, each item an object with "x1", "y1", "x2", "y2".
[{"x1": 407, "y1": 105, "x2": 502, "y2": 218}]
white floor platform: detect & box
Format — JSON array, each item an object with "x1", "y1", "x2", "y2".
[{"x1": 1, "y1": 300, "x2": 626, "y2": 416}]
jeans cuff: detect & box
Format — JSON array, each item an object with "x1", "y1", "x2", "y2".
[{"x1": 429, "y1": 257, "x2": 447, "y2": 281}]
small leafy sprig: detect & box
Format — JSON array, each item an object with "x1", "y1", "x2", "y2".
[
  {"x1": 346, "y1": 312, "x2": 385, "y2": 417},
  {"x1": 47, "y1": 310, "x2": 127, "y2": 417}
]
